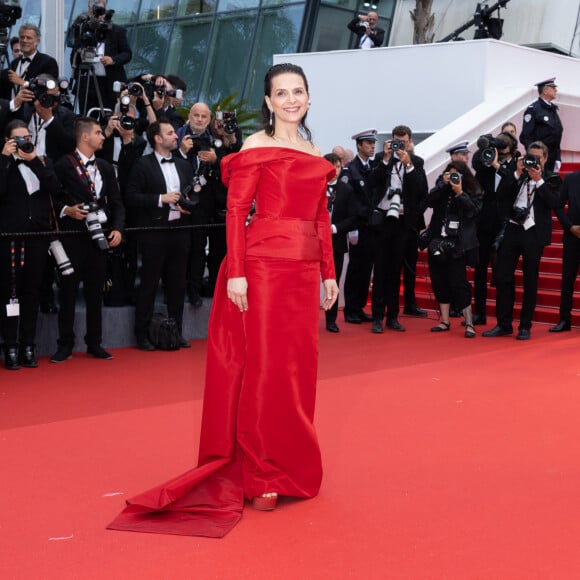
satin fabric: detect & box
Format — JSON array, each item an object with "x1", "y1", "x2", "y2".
[{"x1": 108, "y1": 148, "x2": 336, "y2": 537}]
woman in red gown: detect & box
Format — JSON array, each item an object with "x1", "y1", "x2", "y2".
[{"x1": 108, "y1": 63, "x2": 339, "y2": 537}]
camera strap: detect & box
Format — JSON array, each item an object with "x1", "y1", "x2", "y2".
[{"x1": 68, "y1": 152, "x2": 98, "y2": 202}]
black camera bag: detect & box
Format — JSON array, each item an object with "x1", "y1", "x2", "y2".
[{"x1": 148, "y1": 313, "x2": 181, "y2": 350}]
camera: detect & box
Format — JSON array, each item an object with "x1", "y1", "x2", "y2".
[
  {"x1": 449, "y1": 172, "x2": 462, "y2": 185},
  {"x1": 391, "y1": 139, "x2": 406, "y2": 152},
  {"x1": 177, "y1": 182, "x2": 200, "y2": 212},
  {"x1": 117, "y1": 94, "x2": 135, "y2": 130},
  {"x1": 430, "y1": 238, "x2": 457, "y2": 258},
  {"x1": 522, "y1": 154, "x2": 540, "y2": 171},
  {"x1": 81, "y1": 202, "x2": 109, "y2": 251},
  {"x1": 165, "y1": 88, "x2": 183, "y2": 100},
  {"x1": 0, "y1": 2, "x2": 21, "y2": 28},
  {"x1": 186, "y1": 133, "x2": 212, "y2": 153},
  {"x1": 477, "y1": 134, "x2": 510, "y2": 167},
  {"x1": 48, "y1": 240, "x2": 74, "y2": 276},
  {"x1": 511, "y1": 206, "x2": 530, "y2": 225},
  {"x1": 13, "y1": 136, "x2": 34, "y2": 154},
  {"x1": 26, "y1": 77, "x2": 58, "y2": 108},
  {"x1": 357, "y1": 19, "x2": 370, "y2": 29},
  {"x1": 68, "y1": 8, "x2": 115, "y2": 61},
  {"x1": 386, "y1": 188, "x2": 402, "y2": 220},
  {"x1": 215, "y1": 110, "x2": 238, "y2": 135},
  {"x1": 112, "y1": 81, "x2": 143, "y2": 97}
]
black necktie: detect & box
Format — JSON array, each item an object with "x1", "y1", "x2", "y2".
[{"x1": 161, "y1": 157, "x2": 174, "y2": 164}]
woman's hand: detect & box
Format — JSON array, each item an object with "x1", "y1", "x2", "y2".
[
  {"x1": 227, "y1": 277, "x2": 248, "y2": 312},
  {"x1": 322, "y1": 279, "x2": 339, "y2": 310}
]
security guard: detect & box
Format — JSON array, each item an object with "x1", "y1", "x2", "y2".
[{"x1": 520, "y1": 78, "x2": 563, "y2": 172}]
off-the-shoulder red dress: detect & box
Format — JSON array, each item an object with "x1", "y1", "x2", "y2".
[{"x1": 108, "y1": 148, "x2": 336, "y2": 537}]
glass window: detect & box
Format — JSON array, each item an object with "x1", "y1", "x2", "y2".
[
  {"x1": 311, "y1": 6, "x2": 356, "y2": 51},
  {"x1": 126, "y1": 22, "x2": 173, "y2": 77},
  {"x1": 166, "y1": 16, "x2": 213, "y2": 99},
  {"x1": 138, "y1": 1, "x2": 176, "y2": 21},
  {"x1": 16, "y1": 0, "x2": 41, "y2": 25},
  {"x1": 319, "y1": 0, "x2": 358, "y2": 8},
  {"x1": 201, "y1": 10, "x2": 257, "y2": 104},
  {"x1": 244, "y1": 4, "x2": 305, "y2": 111},
  {"x1": 176, "y1": 0, "x2": 217, "y2": 17},
  {"x1": 217, "y1": 0, "x2": 260, "y2": 14},
  {"x1": 105, "y1": 0, "x2": 140, "y2": 25}
]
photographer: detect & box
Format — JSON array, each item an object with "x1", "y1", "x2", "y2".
[
  {"x1": 51, "y1": 117, "x2": 124, "y2": 362},
  {"x1": 125, "y1": 119, "x2": 193, "y2": 351},
  {"x1": 69, "y1": 0, "x2": 132, "y2": 113},
  {"x1": 483, "y1": 141, "x2": 561, "y2": 340},
  {"x1": 205, "y1": 110, "x2": 242, "y2": 294},
  {"x1": 0, "y1": 120, "x2": 61, "y2": 370},
  {"x1": 176, "y1": 102, "x2": 221, "y2": 306},
  {"x1": 347, "y1": 11, "x2": 385, "y2": 49},
  {"x1": 10, "y1": 74, "x2": 76, "y2": 164},
  {"x1": 424, "y1": 161, "x2": 482, "y2": 338},
  {"x1": 471, "y1": 131, "x2": 519, "y2": 325},
  {"x1": 369, "y1": 125, "x2": 428, "y2": 333},
  {"x1": 1, "y1": 24, "x2": 58, "y2": 101}
]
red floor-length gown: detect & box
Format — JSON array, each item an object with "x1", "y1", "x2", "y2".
[{"x1": 108, "y1": 147, "x2": 336, "y2": 537}]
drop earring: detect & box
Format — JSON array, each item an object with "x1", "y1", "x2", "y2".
[{"x1": 269, "y1": 110, "x2": 273, "y2": 127}]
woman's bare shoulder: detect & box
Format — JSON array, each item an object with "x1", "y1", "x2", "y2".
[{"x1": 241, "y1": 131, "x2": 272, "y2": 150}]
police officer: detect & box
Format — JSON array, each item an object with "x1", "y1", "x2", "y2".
[
  {"x1": 520, "y1": 78, "x2": 563, "y2": 173},
  {"x1": 342, "y1": 129, "x2": 378, "y2": 324}
]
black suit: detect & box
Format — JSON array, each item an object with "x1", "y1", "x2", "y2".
[
  {"x1": 343, "y1": 156, "x2": 378, "y2": 318},
  {"x1": 53, "y1": 154, "x2": 125, "y2": 350},
  {"x1": 472, "y1": 152, "x2": 518, "y2": 318},
  {"x1": 369, "y1": 153, "x2": 428, "y2": 322},
  {"x1": 325, "y1": 178, "x2": 357, "y2": 326},
  {"x1": 554, "y1": 170, "x2": 580, "y2": 323},
  {"x1": 0, "y1": 52, "x2": 59, "y2": 100},
  {"x1": 125, "y1": 153, "x2": 193, "y2": 341},
  {"x1": 493, "y1": 169, "x2": 561, "y2": 331},
  {"x1": 0, "y1": 155, "x2": 60, "y2": 349}
]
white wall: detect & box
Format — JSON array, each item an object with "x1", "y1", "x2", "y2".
[
  {"x1": 274, "y1": 40, "x2": 580, "y2": 184},
  {"x1": 391, "y1": 0, "x2": 580, "y2": 56}
]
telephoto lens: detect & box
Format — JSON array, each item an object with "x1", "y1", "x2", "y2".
[
  {"x1": 49, "y1": 240, "x2": 74, "y2": 275},
  {"x1": 13, "y1": 137, "x2": 34, "y2": 154}
]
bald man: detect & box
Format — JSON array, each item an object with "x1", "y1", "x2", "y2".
[{"x1": 347, "y1": 11, "x2": 385, "y2": 49}]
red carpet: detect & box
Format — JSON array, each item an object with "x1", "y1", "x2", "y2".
[{"x1": 2, "y1": 313, "x2": 580, "y2": 579}]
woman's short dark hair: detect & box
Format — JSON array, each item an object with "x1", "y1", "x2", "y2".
[{"x1": 261, "y1": 63, "x2": 312, "y2": 142}]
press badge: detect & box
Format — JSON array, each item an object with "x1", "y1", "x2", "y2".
[{"x1": 6, "y1": 298, "x2": 19, "y2": 317}]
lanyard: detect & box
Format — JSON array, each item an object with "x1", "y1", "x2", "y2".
[
  {"x1": 32, "y1": 115, "x2": 44, "y2": 147},
  {"x1": 10, "y1": 240, "x2": 25, "y2": 299}
]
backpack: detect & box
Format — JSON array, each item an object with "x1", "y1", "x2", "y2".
[{"x1": 148, "y1": 314, "x2": 181, "y2": 350}]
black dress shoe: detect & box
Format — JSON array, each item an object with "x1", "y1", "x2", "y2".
[
  {"x1": 403, "y1": 305, "x2": 427, "y2": 317},
  {"x1": 179, "y1": 336, "x2": 191, "y2": 348},
  {"x1": 344, "y1": 312, "x2": 362, "y2": 324},
  {"x1": 326, "y1": 322, "x2": 340, "y2": 333},
  {"x1": 386, "y1": 319, "x2": 406, "y2": 331},
  {"x1": 19, "y1": 346, "x2": 38, "y2": 368},
  {"x1": 51, "y1": 348, "x2": 73, "y2": 363},
  {"x1": 87, "y1": 345, "x2": 113, "y2": 359},
  {"x1": 371, "y1": 319, "x2": 384, "y2": 333},
  {"x1": 4, "y1": 347, "x2": 20, "y2": 370},
  {"x1": 356, "y1": 310, "x2": 373, "y2": 323},
  {"x1": 516, "y1": 328, "x2": 531, "y2": 340},
  {"x1": 549, "y1": 320, "x2": 571, "y2": 333},
  {"x1": 482, "y1": 325, "x2": 513, "y2": 337},
  {"x1": 137, "y1": 338, "x2": 156, "y2": 351}
]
